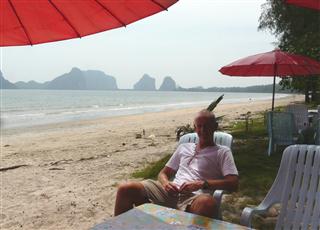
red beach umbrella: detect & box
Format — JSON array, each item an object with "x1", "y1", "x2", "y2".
[
  {"x1": 0, "y1": 0, "x2": 178, "y2": 47},
  {"x1": 286, "y1": 0, "x2": 320, "y2": 10},
  {"x1": 219, "y1": 49, "x2": 320, "y2": 110}
]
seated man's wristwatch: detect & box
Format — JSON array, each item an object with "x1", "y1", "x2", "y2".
[{"x1": 202, "y1": 180, "x2": 210, "y2": 189}]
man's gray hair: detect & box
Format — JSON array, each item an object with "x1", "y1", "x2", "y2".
[{"x1": 195, "y1": 109, "x2": 218, "y2": 129}]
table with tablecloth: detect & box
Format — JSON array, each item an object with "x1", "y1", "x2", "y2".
[{"x1": 92, "y1": 203, "x2": 252, "y2": 229}]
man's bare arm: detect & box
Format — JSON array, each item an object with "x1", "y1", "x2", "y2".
[
  {"x1": 158, "y1": 166, "x2": 179, "y2": 195},
  {"x1": 206, "y1": 175, "x2": 239, "y2": 192},
  {"x1": 179, "y1": 175, "x2": 239, "y2": 193}
]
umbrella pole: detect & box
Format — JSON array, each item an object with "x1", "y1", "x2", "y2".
[
  {"x1": 272, "y1": 75, "x2": 276, "y2": 111},
  {"x1": 272, "y1": 64, "x2": 277, "y2": 111}
]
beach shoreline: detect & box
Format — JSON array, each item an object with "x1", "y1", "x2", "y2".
[
  {"x1": 1, "y1": 90, "x2": 291, "y2": 131},
  {"x1": 2, "y1": 94, "x2": 299, "y2": 136},
  {"x1": 1, "y1": 95, "x2": 303, "y2": 230}
]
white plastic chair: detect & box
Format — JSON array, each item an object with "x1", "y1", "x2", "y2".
[
  {"x1": 178, "y1": 131, "x2": 233, "y2": 220},
  {"x1": 267, "y1": 111, "x2": 296, "y2": 156},
  {"x1": 285, "y1": 104, "x2": 309, "y2": 133},
  {"x1": 178, "y1": 131, "x2": 233, "y2": 149},
  {"x1": 240, "y1": 145, "x2": 320, "y2": 229},
  {"x1": 315, "y1": 119, "x2": 320, "y2": 145},
  {"x1": 310, "y1": 105, "x2": 320, "y2": 126}
]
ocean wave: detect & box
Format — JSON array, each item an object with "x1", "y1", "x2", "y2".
[{"x1": 1, "y1": 91, "x2": 290, "y2": 129}]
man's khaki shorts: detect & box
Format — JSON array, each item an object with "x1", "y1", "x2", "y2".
[{"x1": 141, "y1": 179, "x2": 200, "y2": 211}]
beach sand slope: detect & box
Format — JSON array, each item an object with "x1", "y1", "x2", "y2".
[{"x1": 1, "y1": 95, "x2": 302, "y2": 229}]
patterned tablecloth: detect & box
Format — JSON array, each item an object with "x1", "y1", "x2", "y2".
[{"x1": 92, "y1": 203, "x2": 252, "y2": 230}]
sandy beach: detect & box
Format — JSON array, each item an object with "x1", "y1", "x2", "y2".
[{"x1": 1, "y1": 95, "x2": 303, "y2": 230}]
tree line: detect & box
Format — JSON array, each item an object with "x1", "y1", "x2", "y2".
[{"x1": 259, "y1": 0, "x2": 320, "y2": 103}]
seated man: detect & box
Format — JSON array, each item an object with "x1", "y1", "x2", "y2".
[{"x1": 114, "y1": 110, "x2": 239, "y2": 218}]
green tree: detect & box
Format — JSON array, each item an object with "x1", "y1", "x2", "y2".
[{"x1": 259, "y1": 0, "x2": 320, "y2": 102}]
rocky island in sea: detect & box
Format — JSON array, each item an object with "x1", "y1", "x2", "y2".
[
  {"x1": 1, "y1": 68, "x2": 118, "y2": 90},
  {"x1": 133, "y1": 74, "x2": 156, "y2": 91},
  {"x1": 1, "y1": 69, "x2": 292, "y2": 93},
  {"x1": 159, "y1": 76, "x2": 177, "y2": 91}
]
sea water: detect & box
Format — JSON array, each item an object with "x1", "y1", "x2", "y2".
[{"x1": 0, "y1": 89, "x2": 289, "y2": 129}]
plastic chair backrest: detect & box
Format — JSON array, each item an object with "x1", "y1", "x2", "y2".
[
  {"x1": 313, "y1": 105, "x2": 320, "y2": 125},
  {"x1": 267, "y1": 112, "x2": 295, "y2": 144},
  {"x1": 285, "y1": 104, "x2": 309, "y2": 132},
  {"x1": 240, "y1": 145, "x2": 320, "y2": 228},
  {"x1": 274, "y1": 145, "x2": 320, "y2": 229},
  {"x1": 315, "y1": 119, "x2": 320, "y2": 145},
  {"x1": 178, "y1": 132, "x2": 233, "y2": 149},
  {"x1": 214, "y1": 132, "x2": 233, "y2": 149},
  {"x1": 178, "y1": 133, "x2": 198, "y2": 144}
]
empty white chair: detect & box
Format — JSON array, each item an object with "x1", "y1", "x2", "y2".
[
  {"x1": 311, "y1": 105, "x2": 320, "y2": 125},
  {"x1": 267, "y1": 111, "x2": 296, "y2": 156},
  {"x1": 315, "y1": 119, "x2": 320, "y2": 145},
  {"x1": 240, "y1": 145, "x2": 320, "y2": 229},
  {"x1": 285, "y1": 104, "x2": 309, "y2": 133}
]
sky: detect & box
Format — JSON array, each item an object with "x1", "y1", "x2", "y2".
[{"x1": 0, "y1": 0, "x2": 280, "y2": 89}]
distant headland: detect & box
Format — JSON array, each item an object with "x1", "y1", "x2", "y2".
[{"x1": 0, "y1": 68, "x2": 291, "y2": 93}]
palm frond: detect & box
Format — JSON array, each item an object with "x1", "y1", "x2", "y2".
[{"x1": 206, "y1": 94, "x2": 224, "y2": 111}]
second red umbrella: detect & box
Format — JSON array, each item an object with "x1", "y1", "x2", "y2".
[
  {"x1": 286, "y1": 0, "x2": 320, "y2": 11},
  {"x1": 219, "y1": 49, "x2": 320, "y2": 110}
]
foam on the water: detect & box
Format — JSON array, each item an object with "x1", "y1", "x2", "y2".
[{"x1": 1, "y1": 89, "x2": 290, "y2": 129}]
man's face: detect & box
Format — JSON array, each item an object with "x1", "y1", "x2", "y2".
[{"x1": 194, "y1": 115, "x2": 216, "y2": 142}]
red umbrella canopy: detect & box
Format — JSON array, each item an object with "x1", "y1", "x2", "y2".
[
  {"x1": 0, "y1": 0, "x2": 178, "y2": 47},
  {"x1": 219, "y1": 49, "x2": 320, "y2": 110},
  {"x1": 286, "y1": 0, "x2": 320, "y2": 10},
  {"x1": 219, "y1": 49, "x2": 320, "y2": 77}
]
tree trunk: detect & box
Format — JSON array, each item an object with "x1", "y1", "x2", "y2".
[
  {"x1": 310, "y1": 77, "x2": 315, "y2": 102},
  {"x1": 311, "y1": 90, "x2": 316, "y2": 102},
  {"x1": 305, "y1": 89, "x2": 310, "y2": 103}
]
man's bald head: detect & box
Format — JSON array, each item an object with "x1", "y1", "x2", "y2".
[
  {"x1": 194, "y1": 110, "x2": 218, "y2": 144},
  {"x1": 194, "y1": 110, "x2": 218, "y2": 130}
]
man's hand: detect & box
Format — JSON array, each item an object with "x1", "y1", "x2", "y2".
[
  {"x1": 158, "y1": 166, "x2": 179, "y2": 196},
  {"x1": 179, "y1": 181, "x2": 203, "y2": 194},
  {"x1": 163, "y1": 182, "x2": 180, "y2": 196}
]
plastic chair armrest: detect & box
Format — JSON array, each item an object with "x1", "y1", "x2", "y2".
[
  {"x1": 240, "y1": 203, "x2": 273, "y2": 227},
  {"x1": 213, "y1": 190, "x2": 225, "y2": 220}
]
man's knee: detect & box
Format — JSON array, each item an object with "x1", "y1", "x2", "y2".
[
  {"x1": 114, "y1": 182, "x2": 147, "y2": 216},
  {"x1": 189, "y1": 194, "x2": 217, "y2": 218},
  {"x1": 192, "y1": 194, "x2": 216, "y2": 209},
  {"x1": 117, "y1": 182, "x2": 146, "y2": 198}
]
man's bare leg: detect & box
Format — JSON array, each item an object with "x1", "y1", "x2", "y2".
[
  {"x1": 114, "y1": 182, "x2": 149, "y2": 216},
  {"x1": 188, "y1": 194, "x2": 217, "y2": 218}
]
